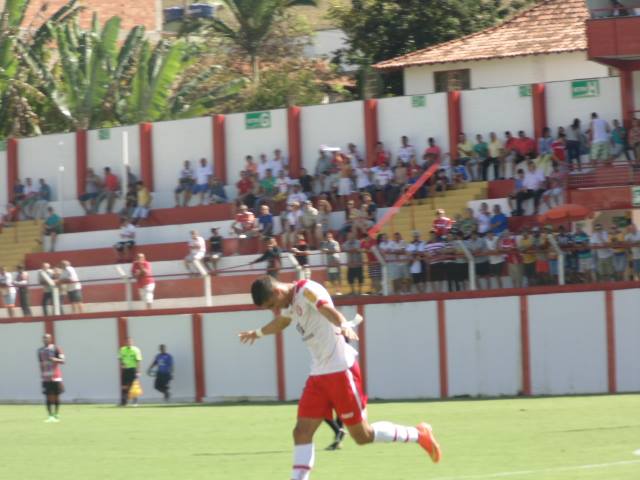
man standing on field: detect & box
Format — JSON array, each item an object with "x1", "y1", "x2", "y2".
[
  {"x1": 119, "y1": 337, "x2": 142, "y2": 406},
  {"x1": 38, "y1": 333, "x2": 65, "y2": 422},
  {"x1": 239, "y1": 277, "x2": 441, "y2": 479}
]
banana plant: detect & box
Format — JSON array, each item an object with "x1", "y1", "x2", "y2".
[{"x1": 0, "y1": 0, "x2": 81, "y2": 137}]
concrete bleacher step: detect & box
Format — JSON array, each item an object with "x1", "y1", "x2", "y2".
[
  {"x1": 0, "y1": 220, "x2": 43, "y2": 268},
  {"x1": 60, "y1": 203, "x2": 235, "y2": 234}
]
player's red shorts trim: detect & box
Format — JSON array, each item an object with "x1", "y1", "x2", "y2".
[{"x1": 297, "y1": 361, "x2": 367, "y2": 426}]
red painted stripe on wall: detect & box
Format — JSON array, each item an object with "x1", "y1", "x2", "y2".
[
  {"x1": 532, "y1": 83, "x2": 547, "y2": 140},
  {"x1": 7, "y1": 138, "x2": 18, "y2": 201},
  {"x1": 117, "y1": 316, "x2": 128, "y2": 347},
  {"x1": 447, "y1": 92, "x2": 461, "y2": 161},
  {"x1": 139, "y1": 123, "x2": 154, "y2": 191},
  {"x1": 287, "y1": 106, "x2": 302, "y2": 178},
  {"x1": 275, "y1": 332, "x2": 286, "y2": 401},
  {"x1": 213, "y1": 115, "x2": 227, "y2": 184},
  {"x1": 519, "y1": 296, "x2": 532, "y2": 396},
  {"x1": 437, "y1": 300, "x2": 448, "y2": 398},
  {"x1": 356, "y1": 304, "x2": 367, "y2": 395},
  {"x1": 76, "y1": 129, "x2": 88, "y2": 197},
  {"x1": 364, "y1": 99, "x2": 379, "y2": 167},
  {"x1": 192, "y1": 313, "x2": 206, "y2": 403},
  {"x1": 45, "y1": 319, "x2": 55, "y2": 343},
  {"x1": 605, "y1": 290, "x2": 617, "y2": 393},
  {"x1": 620, "y1": 70, "x2": 635, "y2": 128}
]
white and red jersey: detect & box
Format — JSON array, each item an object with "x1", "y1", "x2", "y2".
[
  {"x1": 282, "y1": 280, "x2": 357, "y2": 376},
  {"x1": 38, "y1": 344, "x2": 64, "y2": 382}
]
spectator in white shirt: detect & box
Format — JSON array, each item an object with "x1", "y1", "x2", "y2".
[
  {"x1": 184, "y1": 230, "x2": 207, "y2": 275},
  {"x1": 589, "y1": 112, "x2": 611, "y2": 167},
  {"x1": 406, "y1": 231, "x2": 426, "y2": 293},
  {"x1": 484, "y1": 230, "x2": 505, "y2": 288},
  {"x1": 57, "y1": 260, "x2": 83, "y2": 314},
  {"x1": 475, "y1": 202, "x2": 491, "y2": 235},
  {"x1": 115, "y1": 218, "x2": 136, "y2": 262},
  {"x1": 194, "y1": 158, "x2": 213, "y2": 205},
  {"x1": 287, "y1": 184, "x2": 307, "y2": 205},
  {"x1": 515, "y1": 161, "x2": 546, "y2": 216},
  {"x1": 373, "y1": 163, "x2": 394, "y2": 206},
  {"x1": 346, "y1": 143, "x2": 363, "y2": 168},
  {"x1": 397, "y1": 136, "x2": 417, "y2": 164},
  {"x1": 590, "y1": 223, "x2": 614, "y2": 282},
  {"x1": 0, "y1": 266, "x2": 17, "y2": 318},
  {"x1": 174, "y1": 160, "x2": 195, "y2": 207},
  {"x1": 269, "y1": 149, "x2": 286, "y2": 176},
  {"x1": 257, "y1": 153, "x2": 270, "y2": 179}
]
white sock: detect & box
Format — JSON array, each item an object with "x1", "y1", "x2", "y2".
[
  {"x1": 372, "y1": 421, "x2": 419, "y2": 443},
  {"x1": 291, "y1": 443, "x2": 314, "y2": 480}
]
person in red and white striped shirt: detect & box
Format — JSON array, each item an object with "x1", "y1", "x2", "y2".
[{"x1": 37, "y1": 333, "x2": 65, "y2": 423}]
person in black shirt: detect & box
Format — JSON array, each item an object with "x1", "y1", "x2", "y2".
[
  {"x1": 290, "y1": 234, "x2": 311, "y2": 279},
  {"x1": 204, "y1": 227, "x2": 224, "y2": 273},
  {"x1": 298, "y1": 168, "x2": 314, "y2": 196},
  {"x1": 250, "y1": 237, "x2": 281, "y2": 278}
]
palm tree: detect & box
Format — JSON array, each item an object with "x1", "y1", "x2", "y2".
[{"x1": 207, "y1": 0, "x2": 317, "y2": 83}]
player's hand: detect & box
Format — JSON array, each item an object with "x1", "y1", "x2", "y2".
[
  {"x1": 238, "y1": 330, "x2": 259, "y2": 345},
  {"x1": 341, "y1": 326, "x2": 359, "y2": 341}
]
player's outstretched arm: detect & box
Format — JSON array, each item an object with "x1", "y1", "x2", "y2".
[{"x1": 239, "y1": 315, "x2": 292, "y2": 345}]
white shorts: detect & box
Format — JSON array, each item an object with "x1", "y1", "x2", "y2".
[
  {"x1": 186, "y1": 252, "x2": 205, "y2": 262},
  {"x1": 544, "y1": 187, "x2": 562, "y2": 197},
  {"x1": 139, "y1": 283, "x2": 155, "y2": 303},
  {"x1": 338, "y1": 178, "x2": 352, "y2": 196},
  {"x1": 2, "y1": 288, "x2": 16, "y2": 307}
]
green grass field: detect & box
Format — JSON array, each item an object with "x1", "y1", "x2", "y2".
[{"x1": 2, "y1": 395, "x2": 639, "y2": 479}]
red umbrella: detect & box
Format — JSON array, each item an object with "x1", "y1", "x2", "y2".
[{"x1": 537, "y1": 204, "x2": 593, "y2": 224}]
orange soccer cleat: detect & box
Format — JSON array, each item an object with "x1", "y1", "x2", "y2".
[{"x1": 416, "y1": 422, "x2": 442, "y2": 463}]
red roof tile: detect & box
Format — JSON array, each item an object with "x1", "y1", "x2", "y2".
[{"x1": 374, "y1": 0, "x2": 589, "y2": 70}]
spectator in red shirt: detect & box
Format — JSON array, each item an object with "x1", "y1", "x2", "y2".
[
  {"x1": 232, "y1": 204, "x2": 258, "y2": 238},
  {"x1": 423, "y1": 137, "x2": 442, "y2": 164},
  {"x1": 236, "y1": 171, "x2": 255, "y2": 208},
  {"x1": 131, "y1": 253, "x2": 155, "y2": 309},
  {"x1": 361, "y1": 234, "x2": 383, "y2": 295},
  {"x1": 432, "y1": 209, "x2": 453, "y2": 239},
  {"x1": 374, "y1": 141, "x2": 390, "y2": 167},
  {"x1": 95, "y1": 167, "x2": 120, "y2": 214},
  {"x1": 514, "y1": 130, "x2": 536, "y2": 164},
  {"x1": 499, "y1": 230, "x2": 523, "y2": 288}
]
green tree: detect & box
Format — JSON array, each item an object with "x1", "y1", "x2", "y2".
[
  {"x1": 329, "y1": 0, "x2": 535, "y2": 95},
  {"x1": 206, "y1": 0, "x2": 318, "y2": 83},
  {"x1": 0, "y1": 0, "x2": 80, "y2": 137}
]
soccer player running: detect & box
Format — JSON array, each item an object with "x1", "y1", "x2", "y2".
[
  {"x1": 37, "y1": 333, "x2": 65, "y2": 423},
  {"x1": 147, "y1": 344, "x2": 174, "y2": 401},
  {"x1": 239, "y1": 277, "x2": 441, "y2": 479},
  {"x1": 119, "y1": 337, "x2": 142, "y2": 406}
]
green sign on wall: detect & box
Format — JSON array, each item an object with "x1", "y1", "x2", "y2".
[
  {"x1": 518, "y1": 85, "x2": 532, "y2": 97},
  {"x1": 632, "y1": 186, "x2": 640, "y2": 207},
  {"x1": 0, "y1": 140, "x2": 6, "y2": 152},
  {"x1": 411, "y1": 95, "x2": 426, "y2": 108},
  {"x1": 245, "y1": 111, "x2": 272, "y2": 129},
  {"x1": 98, "y1": 129, "x2": 111, "y2": 140},
  {"x1": 572, "y1": 79, "x2": 600, "y2": 99}
]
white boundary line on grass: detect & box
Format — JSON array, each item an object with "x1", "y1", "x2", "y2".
[{"x1": 434, "y1": 459, "x2": 640, "y2": 480}]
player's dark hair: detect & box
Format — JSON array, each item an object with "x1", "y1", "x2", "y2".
[{"x1": 251, "y1": 277, "x2": 275, "y2": 307}]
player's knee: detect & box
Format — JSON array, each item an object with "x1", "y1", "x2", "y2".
[{"x1": 292, "y1": 425, "x2": 313, "y2": 444}]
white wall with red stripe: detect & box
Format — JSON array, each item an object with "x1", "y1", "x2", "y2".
[
  {"x1": 2, "y1": 285, "x2": 638, "y2": 403},
  {"x1": 3, "y1": 75, "x2": 631, "y2": 214}
]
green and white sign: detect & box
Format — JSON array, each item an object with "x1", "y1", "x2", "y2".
[
  {"x1": 411, "y1": 95, "x2": 426, "y2": 108},
  {"x1": 0, "y1": 140, "x2": 6, "y2": 152},
  {"x1": 518, "y1": 85, "x2": 532, "y2": 97},
  {"x1": 245, "y1": 111, "x2": 271, "y2": 129},
  {"x1": 571, "y1": 79, "x2": 600, "y2": 99},
  {"x1": 98, "y1": 129, "x2": 111, "y2": 140},
  {"x1": 632, "y1": 186, "x2": 640, "y2": 207}
]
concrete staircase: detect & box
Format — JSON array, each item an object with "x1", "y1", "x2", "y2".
[
  {"x1": 0, "y1": 220, "x2": 43, "y2": 269},
  {"x1": 380, "y1": 182, "x2": 488, "y2": 240}
]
